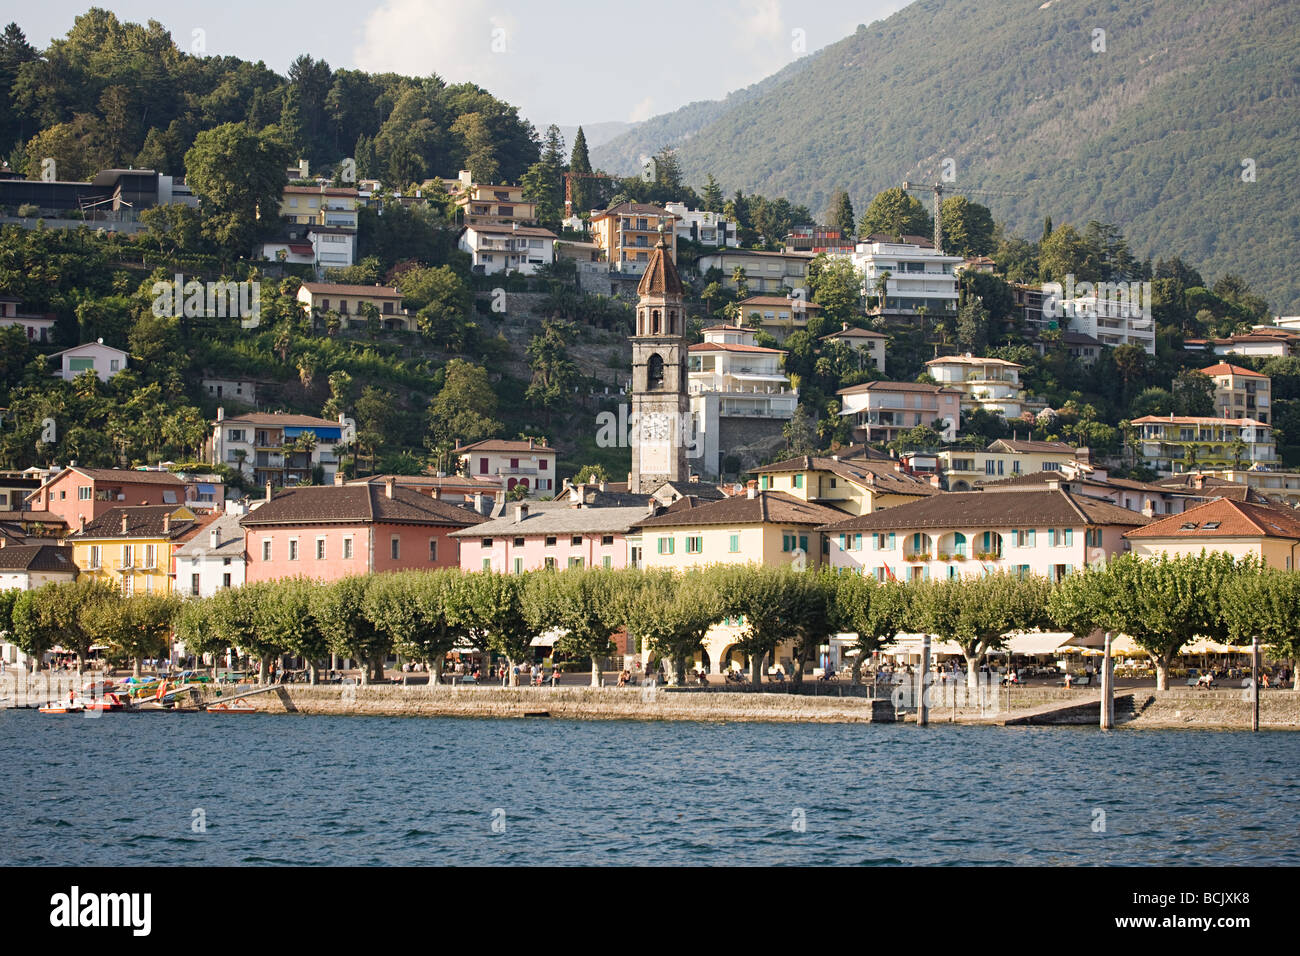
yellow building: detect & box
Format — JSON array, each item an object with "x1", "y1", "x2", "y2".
[
  {"x1": 588, "y1": 202, "x2": 677, "y2": 276},
  {"x1": 1201, "y1": 362, "x2": 1271, "y2": 424},
  {"x1": 452, "y1": 171, "x2": 538, "y2": 226},
  {"x1": 280, "y1": 185, "x2": 359, "y2": 230},
  {"x1": 754, "y1": 454, "x2": 940, "y2": 517},
  {"x1": 1124, "y1": 498, "x2": 1300, "y2": 569},
  {"x1": 68, "y1": 505, "x2": 204, "y2": 596},
  {"x1": 938, "y1": 439, "x2": 1086, "y2": 491},
  {"x1": 630, "y1": 490, "x2": 846, "y2": 676}
]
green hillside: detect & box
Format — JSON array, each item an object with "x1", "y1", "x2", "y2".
[{"x1": 593, "y1": 0, "x2": 1300, "y2": 311}]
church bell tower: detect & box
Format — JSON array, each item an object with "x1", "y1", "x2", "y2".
[{"x1": 629, "y1": 229, "x2": 688, "y2": 494}]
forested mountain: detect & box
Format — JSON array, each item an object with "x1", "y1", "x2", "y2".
[
  {"x1": 592, "y1": 0, "x2": 1300, "y2": 311},
  {"x1": 0, "y1": 8, "x2": 540, "y2": 187}
]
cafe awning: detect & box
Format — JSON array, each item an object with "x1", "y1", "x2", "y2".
[
  {"x1": 1001, "y1": 631, "x2": 1074, "y2": 656},
  {"x1": 530, "y1": 629, "x2": 563, "y2": 648}
]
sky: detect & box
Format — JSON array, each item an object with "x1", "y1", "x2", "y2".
[{"x1": 16, "y1": 0, "x2": 913, "y2": 132}]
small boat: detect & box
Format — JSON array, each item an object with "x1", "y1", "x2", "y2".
[
  {"x1": 39, "y1": 693, "x2": 86, "y2": 714},
  {"x1": 206, "y1": 697, "x2": 256, "y2": 714}
]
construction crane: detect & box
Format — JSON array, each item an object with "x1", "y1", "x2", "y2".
[
  {"x1": 901, "y1": 180, "x2": 1024, "y2": 255},
  {"x1": 564, "y1": 171, "x2": 615, "y2": 217}
]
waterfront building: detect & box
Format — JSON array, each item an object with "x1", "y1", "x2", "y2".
[
  {"x1": 0, "y1": 543, "x2": 78, "y2": 590},
  {"x1": 1124, "y1": 497, "x2": 1300, "y2": 569},
  {"x1": 172, "y1": 511, "x2": 247, "y2": 598},
  {"x1": 450, "y1": 501, "x2": 650, "y2": 573},
  {"x1": 240, "y1": 480, "x2": 485, "y2": 584},
  {"x1": 819, "y1": 483, "x2": 1146, "y2": 583},
  {"x1": 67, "y1": 505, "x2": 207, "y2": 595}
]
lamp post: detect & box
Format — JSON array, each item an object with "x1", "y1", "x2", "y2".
[
  {"x1": 918, "y1": 634, "x2": 930, "y2": 726},
  {"x1": 1252, "y1": 635, "x2": 1260, "y2": 733},
  {"x1": 1100, "y1": 631, "x2": 1114, "y2": 730}
]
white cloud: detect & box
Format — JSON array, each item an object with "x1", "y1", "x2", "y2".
[
  {"x1": 628, "y1": 96, "x2": 657, "y2": 123},
  {"x1": 354, "y1": 0, "x2": 524, "y2": 96}
]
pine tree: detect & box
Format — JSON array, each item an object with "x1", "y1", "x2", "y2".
[
  {"x1": 569, "y1": 126, "x2": 592, "y2": 216},
  {"x1": 826, "y1": 189, "x2": 856, "y2": 238}
]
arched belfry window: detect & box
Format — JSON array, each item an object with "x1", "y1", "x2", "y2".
[
  {"x1": 647, "y1": 353, "x2": 665, "y2": 390},
  {"x1": 652, "y1": 309, "x2": 661, "y2": 335},
  {"x1": 668, "y1": 310, "x2": 677, "y2": 334}
]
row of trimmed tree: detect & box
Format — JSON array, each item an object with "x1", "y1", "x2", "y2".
[{"x1": 3, "y1": 553, "x2": 1298, "y2": 691}]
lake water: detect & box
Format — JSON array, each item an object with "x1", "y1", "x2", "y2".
[{"x1": 2, "y1": 711, "x2": 1296, "y2": 866}]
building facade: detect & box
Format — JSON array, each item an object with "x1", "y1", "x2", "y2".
[
  {"x1": 837, "y1": 381, "x2": 962, "y2": 443},
  {"x1": 1132, "y1": 415, "x2": 1277, "y2": 475},
  {"x1": 629, "y1": 240, "x2": 689, "y2": 493},
  {"x1": 1202, "y1": 362, "x2": 1270, "y2": 424},
  {"x1": 172, "y1": 511, "x2": 247, "y2": 598},
  {"x1": 68, "y1": 505, "x2": 203, "y2": 595},
  {"x1": 852, "y1": 234, "x2": 962, "y2": 318},
  {"x1": 297, "y1": 283, "x2": 415, "y2": 332},
  {"x1": 454, "y1": 439, "x2": 558, "y2": 497},
  {"x1": 588, "y1": 203, "x2": 678, "y2": 276},
  {"x1": 459, "y1": 224, "x2": 558, "y2": 275},
  {"x1": 49, "y1": 342, "x2": 128, "y2": 382},
  {"x1": 450, "y1": 501, "x2": 649, "y2": 573},
  {"x1": 209, "y1": 410, "x2": 350, "y2": 487},
  {"x1": 688, "y1": 325, "x2": 797, "y2": 479},
  {"x1": 925, "y1": 354, "x2": 1026, "y2": 419}
]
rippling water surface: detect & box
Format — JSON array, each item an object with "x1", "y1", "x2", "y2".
[{"x1": 2, "y1": 711, "x2": 1296, "y2": 866}]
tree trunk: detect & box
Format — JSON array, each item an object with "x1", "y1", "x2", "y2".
[
  {"x1": 133, "y1": 656, "x2": 143, "y2": 679},
  {"x1": 430, "y1": 657, "x2": 444, "y2": 689},
  {"x1": 259, "y1": 656, "x2": 269, "y2": 685},
  {"x1": 750, "y1": 650, "x2": 765, "y2": 685},
  {"x1": 850, "y1": 654, "x2": 863, "y2": 686},
  {"x1": 358, "y1": 659, "x2": 370, "y2": 686},
  {"x1": 508, "y1": 657, "x2": 519, "y2": 687},
  {"x1": 590, "y1": 655, "x2": 601, "y2": 687},
  {"x1": 673, "y1": 655, "x2": 687, "y2": 687},
  {"x1": 1154, "y1": 652, "x2": 1173, "y2": 692},
  {"x1": 307, "y1": 661, "x2": 319, "y2": 685},
  {"x1": 965, "y1": 650, "x2": 980, "y2": 692},
  {"x1": 371, "y1": 654, "x2": 384, "y2": 683}
]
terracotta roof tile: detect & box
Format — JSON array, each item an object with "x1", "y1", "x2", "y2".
[
  {"x1": 636, "y1": 241, "x2": 685, "y2": 297},
  {"x1": 1124, "y1": 498, "x2": 1300, "y2": 540},
  {"x1": 818, "y1": 489, "x2": 1148, "y2": 532},
  {"x1": 633, "y1": 491, "x2": 844, "y2": 529},
  {"x1": 71, "y1": 505, "x2": 197, "y2": 540},
  {"x1": 239, "y1": 485, "x2": 487, "y2": 528}
]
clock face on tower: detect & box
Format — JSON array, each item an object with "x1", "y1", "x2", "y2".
[{"x1": 638, "y1": 412, "x2": 673, "y2": 474}]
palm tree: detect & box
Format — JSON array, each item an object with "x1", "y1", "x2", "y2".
[{"x1": 873, "y1": 270, "x2": 891, "y2": 312}]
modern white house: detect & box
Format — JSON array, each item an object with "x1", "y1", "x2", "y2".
[
  {"x1": 849, "y1": 234, "x2": 963, "y2": 318},
  {"x1": 925, "y1": 354, "x2": 1026, "y2": 420},
  {"x1": 688, "y1": 325, "x2": 798, "y2": 478},
  {"x1": 663, "y1": 202, "x2": 738, "y2": 248},
  {"x1": 49, "y1": 341, "x2": 129, "y2": 382},
  {"x1": 173, "y1": 510, "x2": 247, "y2": 598},
  {"x1": 1059, "y1": 291, "x2": 1156, "y2": 355},
  {"x1": 458, "y1": 223, "x2": 558, "y2": 275},
  {"x1": 208, "y1": 409, "x2": 352, "y2": 488}
]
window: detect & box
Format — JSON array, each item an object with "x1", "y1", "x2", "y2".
[
  {"x1": 143, "y1": 544, "x2": 156, "y2": 569},
  {"x1": 316, "y1": 538, "x2": 326, "y2": 560},
  {"x1": 657, "y1": 537, "x2": 674, "y2": 555},
  {"x1": 123, "y1": 575, "x2": 134, "y2": 596},
  {"x1": 1047, "y1": 529, "x2": 1057, "y2": 547},
  {"x1": 88, "y1": 546, "x2": 101, "y2": 569},
  {"x1": 568, "y1": 557, "x2": 584, "y2": 569},
  {"x1": 78, "y1": 486, "x2": 92, "y2": 500},
  {"x1": 601, "y1": 535, "x2": 614, "y2": 546},
  {"x1": 686, "y1": 536, "x2": 703, "y2": 554},
  {"x1": 759, "y1": 476, "x2": 770, "y2": 490},
  {"x1": 1063, "y1": 528, "x2": 1074, "y2": 546},
  {"x1": 144, "y1": 575, "x2": 153, "y2": 593},
  {"x1": 190, "y1": 574, "x2": 201, "y2": 596},
  {"x1": 429, "y1": 539, "x2": 438, "y2": 562},
  {"x1": 343, "y1": 537, "x2": 353, "y2": 560},
  {"x1": 540, "y1": 460, "x2": 548, "y2": 471},
  {"x1": 122, "y1": 544, "x2": 134, "y2": 568},
  {"x1": 482, "y1": 558, "x2": 492, "y2": 571},
  {"x1": 222, "y1": 573, "x2": 231, "y2": 588},
  {"x1": 514, "y1": 557, "x2": 524, "y2": 574},
  {"x1": 602, "y1": 555, "x2": 612, "y2": 569},
  {"x1": 390, "y1": 537, "x2": 400, "y2": 560},
  {"x1": 513, "y1": 537, "x2": 525, "y2": 547},
  {"x1": 288, "y1": 539, "x2": 299, "y2": 561},
  {"x1": 481, "y1": 538, "x2": 493, "y2": 547},
  {"x1": 261, "y1": 540, "x2": 271, "y2": 561},
  {"x1": 854, "y1": 533, "x2": 863, "y2": 552},
  {"x1": 545, "y1": 536, "x2": 557, "y2": 547},
  {"x1": 571, "y1": 535, "x2": 582, "y2": 546},
  {"x1": 793, "y1": 474, "x2": 804, "y2": 489},
  {"x1": 544, "y1": 557, "x2": 556, "y2": 569},
  {"x1": 729, "y1": 534, "x2": 740, "y2": 553}
]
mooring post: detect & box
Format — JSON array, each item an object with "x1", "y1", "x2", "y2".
[
  {"x1": 1100, "y1": 631, "x2": 1114, "y2": 730},
  {"x1": 1252, "y1": 635, "x2": 1260, "y2": 732},
  {"x1": 918, "y1": 634, "x2": 930, "y2": 727}
]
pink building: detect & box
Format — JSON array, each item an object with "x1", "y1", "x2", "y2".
[
  {"x1": 28, "y1": 467, "x2": 189, "y2": 531},
  {"x1": 241, "y1": 480, "x2": 486, "y2": 584},
  {"x1": 450, "y1": 501, "x2": 650, "y2": 573},
  {"x1": 836, "y1": 381, "x2": 963, "y2": 444},
  {"x1": 819, "y1": 484, "x2": 1147, "y2": 583}
]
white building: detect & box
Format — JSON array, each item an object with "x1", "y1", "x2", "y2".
[
  {"x1": 688, "y1": 325, "x2": 798, "y2": 477},
  {"x1": 850, "y1": 234, "x2": 962, "y2": 317},
  {"x1": 1060, "y1": 292, "x2": 1155, "y2": 355},
  {"x1": 173, "y1": 511, "x2": 247, "y2": 598},
  {"x1": 209, "y1": 409, "x2": 352, "y2": 488},
  {"x1": 0, "y1": 543, "x2": 78, "y2": 591},
  {"x1": 664, "y1": 202, "x2": 738, "y2": 248},
  {"x1": 459, "y1": 224, "x2": 558, "y2": 275},
  {"x1": 202, "y1": 379, "x2": 259, "y2": 407},
  {"x1": 925, "y1": 353, "x2": 1026, "y2": 420},
  {"x1": 0, "y1": 296, "x2": 55, "y2": 343},
  {"x1": 49, "y1": 341, "x2": 129, "y2": 382}
]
